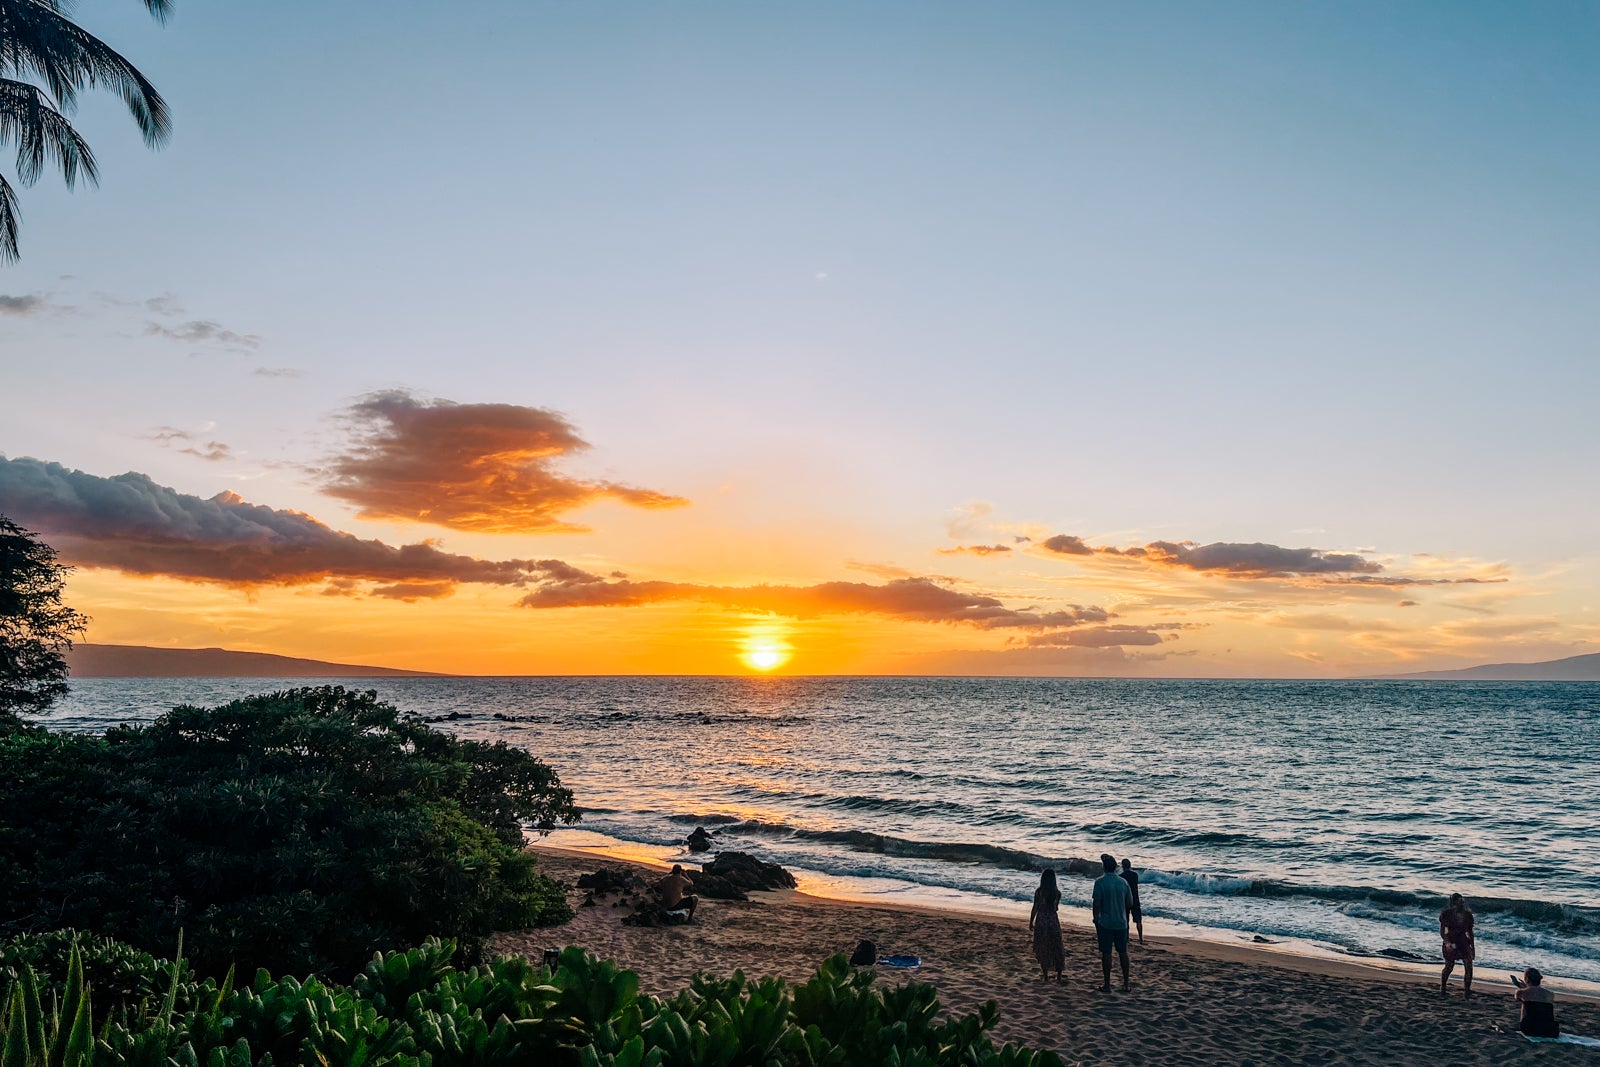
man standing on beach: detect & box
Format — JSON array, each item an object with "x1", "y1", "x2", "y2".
[
  {"x1": 1092, "y1": 853, "x2": 1133, "y2": 992},
  {"x1": 1120, "y1": 858, "x2": 1145, "y2": 944}
]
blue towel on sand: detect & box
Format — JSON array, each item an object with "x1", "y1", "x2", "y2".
[
  {"x1": 1522, "y1": 1033, "x2": 1600, "y2": 1048},
  {"x1": 877, "y1": 955, "x2": 921, "y2": 969}
]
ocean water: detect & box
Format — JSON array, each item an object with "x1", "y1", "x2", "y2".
[{"x1": 43, "y1": 677, "x2": 1600, "y2": 983}]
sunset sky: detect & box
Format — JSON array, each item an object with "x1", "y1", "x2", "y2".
[{"x1": 2, "y1": 1, "x2": 1597, "y2": 676}]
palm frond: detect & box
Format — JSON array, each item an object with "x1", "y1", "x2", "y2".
[
  {"x1": 0, "y1": 170, "x2": 19, "y2": 263},
  {"x1": 0, "y1": 77, "x2": 98, "y2": 187},
  {"x1": 0, "y1": 0, "x2": 171, "y2": 146}
]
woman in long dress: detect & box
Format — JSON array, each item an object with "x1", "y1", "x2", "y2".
[
  {"x1": 1440, "y1": 892, "x2": 1475, "y2": 997},
  {"x1": 1029, "y1": 868, "x2": 1066, "y2": 981}
]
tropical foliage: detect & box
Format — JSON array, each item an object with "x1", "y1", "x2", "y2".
[
  {"x1": 0, "y1": 517, "x2": 88, "y2": 725},
  {"x1": 0, "y1": 687, "x2": 579, "y2": 977},
  {"x1": 0, "y1": 0, "x2": 170, "y2": 260},
  {"x1": 1, "y1": 933, "x2": 1065, "y2": 1067}
]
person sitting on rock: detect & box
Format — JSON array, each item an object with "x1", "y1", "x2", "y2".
[{"x1": 658, "y1": 865, "x2": 699, "y2": 920}]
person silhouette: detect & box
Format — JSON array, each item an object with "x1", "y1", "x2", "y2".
[
  {"x1": 1029, "y1": 869, "x2": 1066, "y2": 981},
  {"x1": 1439, "y1": 892, "x2": 1474, "y2": 998},
  {"x1": 1091, "y1": 853, "x2": 1133, "y2": 992},
  {"x1": 1120, "y1": 858, "x2": 1145, "y2": 944}
]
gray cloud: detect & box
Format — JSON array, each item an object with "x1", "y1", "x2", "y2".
[
  {"x1": 144, "y1": 319, "x2": 261, "y2": 351},
  {"x1": 142, "y1": 427, "x2": 234, "y2": 462},
  {"x1": 0, "y1": 456, "x2": 552, "y2": 591},
  {"x1": 1038, "y1": 533, "x2": 1496, "y2": 586},
  {"x1": 518, "y1": 566, "x2": 1111, "y2": 631},
  {"x1": 0, "y1": 293, "x2": 46, "y2": 316},
  {"x1": 1024, "y1": 625, "x2": 1175, "y2": 648}
]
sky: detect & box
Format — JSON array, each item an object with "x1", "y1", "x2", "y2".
[{"x1": 1, "y1": 0, "x2": 1597, "y2": 676}]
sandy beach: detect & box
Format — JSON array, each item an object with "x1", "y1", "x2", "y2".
[{"x1": 495, "y1": 847, "x2": 1600, "y2": 1066}]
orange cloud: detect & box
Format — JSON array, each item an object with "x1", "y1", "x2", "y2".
[
  {"x1": 319, "y1": 391, "x2": 687, "y2": 533},
  {"x1": 519, "y1": 566, "x2": 1110, "y2": 631},
  {"x1": 937, "y1": 544, "x2": 1013, "y2": 557}
]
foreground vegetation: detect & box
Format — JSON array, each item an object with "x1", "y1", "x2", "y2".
[
  {"x1": 0, "y1": 932, "x2": 1062, "y2": 1067},
  {"x1": 0, "y1": 686, "x2": 579, "y2": 977}
]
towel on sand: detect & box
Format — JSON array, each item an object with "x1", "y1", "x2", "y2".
[{"x1": 877, "y1": 955, "x2": 921, "y2": 969}]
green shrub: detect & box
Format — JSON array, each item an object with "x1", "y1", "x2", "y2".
[
  {"x1": 0, "y1": 687, "x2": 579, "y2": 978},
  {"x1": 1, "y1": 937, "x2": 1067, "y2": 1067}
]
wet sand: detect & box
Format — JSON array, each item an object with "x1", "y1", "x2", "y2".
[{"x1": 493, "y1": 847, "x2": 1600, "y2": 1066}]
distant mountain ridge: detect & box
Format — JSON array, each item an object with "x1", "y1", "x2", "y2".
[
  {"x1": 66, "y1": 644, "x2": 443, "y2": 678},
  {"x1": 1381, "y1": 651, "x2": 1600, "y2": 681}
]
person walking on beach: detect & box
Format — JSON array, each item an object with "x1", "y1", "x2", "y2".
[
  {"x1": 1120, "y1": 858, "x2": 1145, "y2": 944},
  {"x1": 1029, "y1": 869, "x2": 1066, "y2": 981},
  {"x1": 1439, "y1": 892, "x2": 1474, "y2": 997},
  {"x1": 1092, "y1": 853, "x2": 1133, "y2": 992}
]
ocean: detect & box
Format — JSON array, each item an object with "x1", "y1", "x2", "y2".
[{"x1": 43, "y1": 676, "x2": 1600, "y2": 983}]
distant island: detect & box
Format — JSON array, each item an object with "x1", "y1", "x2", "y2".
[
  {"x1": 1380, "y1": 651, "x2": 1600, "y2": 681},
  {"x1": 66, "y1": 644, "x2": 444, "y2": 678}
]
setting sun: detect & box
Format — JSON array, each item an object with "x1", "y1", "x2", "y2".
[{"x1": 741, "y1": 641, "x2": 790, "y2": 672}]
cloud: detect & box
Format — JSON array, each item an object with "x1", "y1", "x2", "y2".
[
  {"x1": 1024, "y1": 625, "x2": 1172, "y2": 647},
  {"x1": 0, "y1": 293, "x2": 46, "y2": 316},
  {"x1": 318, "y1": 390, "x2": 688, "y2": 533},
  {"x1": 253, "y1": 367, "x2": 302, "y2": 378},
  {"x1": 518, "y1": 564, "x2": 1111, "y2": 631},
  {"x1": 0, "y1": 456, "x2": 556, "y2": 592},
  {"x1": 1038, "y1": 533, "x2": 1499, "y2": 586},
  {"x1": 142, "y1": 427, "x2": 234, "y2": 462},
  {"x1": 937, "y1": 544, "x2": 1012, "y2": 557},
  {"x1": 144, "y1": 294, "x2": 184, "y2": 316},
  {"x1": 144, "y1": 319, "x2": 261, "y2": 351},
  {"x1": 1040, "y1": 534, "x2": 1093, "y2": 556},
  {"x1": 944, "y1": 501, "x2": 994, "y2": 540}
]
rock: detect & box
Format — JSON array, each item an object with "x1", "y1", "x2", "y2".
[
  {"x1": 700, "y1": 851, "x2": 796, "y2": 892},
  {"x1": 686, "y1": 870, "x2": 748, "y2": 902},
  {"x1": 686, "y1": 827, "x2": 714, "y2": 853},
  {"x1": 576, "y1": 867, "x2": 651, "y2": 895}
]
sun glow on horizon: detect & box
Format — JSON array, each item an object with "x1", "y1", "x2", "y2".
[{"x1": 739, "y1": 626, "x2": 793, "y2": 672}]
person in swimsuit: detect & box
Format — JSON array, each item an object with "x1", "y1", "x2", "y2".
[
  {"x1": 1029, "y1": 869, "x2": 1066, "y2": 981},
  {"x1": 659, "y1": 865, "x2": 699, "y2": 920},
  {"x1": 1439, "y1": 892, "x2": 1474, "y2": 997},
  {"x1": 1120, "y1": 858, "x2": 1145, "y2": 944},
  {"x1": 1514, "y1": 967, "x2": 1559, "y2": 1038}
]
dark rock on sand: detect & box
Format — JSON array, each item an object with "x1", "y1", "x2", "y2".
[
  {"x1": 576, "y1": 867, "x2": 651, "y2": 895},
  {"x1": 686, "y1": 827, "x2": 714, "y2": 853},
  {"x1": 685, "y1": 870, "x2": 749, "y2": 902},
  {"x1": 701, "y1": 851, "x2": 797, "y2": 892}
]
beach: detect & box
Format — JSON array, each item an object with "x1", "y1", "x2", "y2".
[{"x1": 496, "y1": 848, "x2": 1600, "y2": 1066}]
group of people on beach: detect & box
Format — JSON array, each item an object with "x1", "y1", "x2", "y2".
[
  {"x1": 1028, "y1": 867, "x2": 1564, "y2": 1036},
  {"x1": 1439, "y1": 892, "x2": 1561, "y2": 1038},
  {"x1": 1029, "y1": 854, "x2": 1143, "y2": 992}
]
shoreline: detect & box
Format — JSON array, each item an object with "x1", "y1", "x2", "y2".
[
  {"x1": 508, "y1": 845, "x2": 1600, "y2": 1064},
  {"x1": 526, "y1": 840, "x2": 1600, "y2": 1006}
]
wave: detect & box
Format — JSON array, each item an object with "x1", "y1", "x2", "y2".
[{"x1": 639, "y1": 813, "x2": 1600, "y2": 937}]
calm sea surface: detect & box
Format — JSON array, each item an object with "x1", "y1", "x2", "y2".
[{"x1": 45, "y1": 677, "x2": 1600, "y2": 982}]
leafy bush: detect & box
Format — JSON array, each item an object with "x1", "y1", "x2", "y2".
[
  {"x1": 0, "y1": 687, "x2": 579, "y2": 978},
  {"x1": 1, "y1": 936, "x2": 1067, "y2": 1067}
]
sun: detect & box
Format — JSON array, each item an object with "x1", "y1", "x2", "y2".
[{"x1": 740, "y1": 640, "x2": 791, "y2": 672}]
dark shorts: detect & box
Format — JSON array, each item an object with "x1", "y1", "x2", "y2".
[{"x1": 1096, "y1": 924, "x2": 1129, "y2": 954}]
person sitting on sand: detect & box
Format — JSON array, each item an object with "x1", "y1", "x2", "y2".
[
  {"x1": 1439, "y1": 892, "x2": 1474, "y2": 997},
  {"x1": 659, "y1": 864, "x2": 699, "y2": 920},
  {"x1": 1091, "y1": 853, "x2": 1133, "y2": 992},
  {"x1": 1029, "y1": 869, "x2": 1066, "y2": 982},
  {"x1": 1514, "y1": 967, "x2": 1560, "y2": 1038},
  {"x1": 1120, "y1": 858, "x2": 1145, "y2": 944}
]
